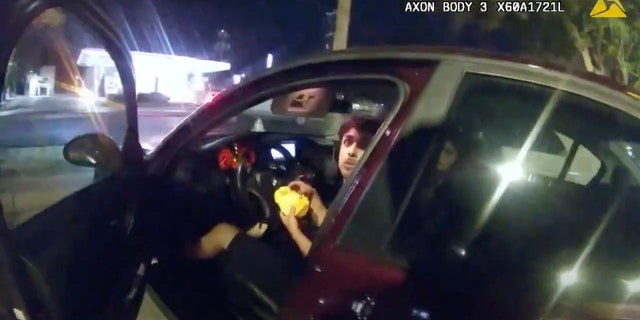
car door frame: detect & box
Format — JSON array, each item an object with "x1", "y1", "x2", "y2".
[
  {"x1": 0, "y1": 0, "x2": 143, "y2": 318},
  {"x1": 277, "y1": 58, "x2": 451, "y2": 320}
]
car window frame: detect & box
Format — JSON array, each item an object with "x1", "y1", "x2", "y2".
[
  {"x1": 149, "y1": 73, "x2": 409, "y2": 174},
  {"x1": 147, "y1": 59, "x2": 439, "y2": 174}
]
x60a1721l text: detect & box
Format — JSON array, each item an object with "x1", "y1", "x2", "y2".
[{"x1": 496, "y1": 1, "x2": 565, "y2": 13}]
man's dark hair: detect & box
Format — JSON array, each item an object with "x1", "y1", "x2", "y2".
[{"x1": 338, "y1": 115, "x2": 383, "y2": 141}]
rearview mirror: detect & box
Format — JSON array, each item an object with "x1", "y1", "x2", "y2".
[
  {"x1": 63, "y1": 133, "x2": 122, "y2": 171},
  {"x1": 269, "y1": 81, "x2": 392, "y2": 118},
  {"x1": 271, "y1": 87, "x2": 332, "y2": 117}
]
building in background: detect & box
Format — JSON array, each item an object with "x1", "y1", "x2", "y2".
[
  {"x1": 76, "y1": 48, "x2": 231, "y2": 103},
  {"x1": 25, "y1": 66, "x2": 55, "y2": 96}
]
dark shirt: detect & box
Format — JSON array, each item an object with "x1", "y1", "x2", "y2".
[{"x1": 265, "y1": 216, "x2": 316, "y2": 277}]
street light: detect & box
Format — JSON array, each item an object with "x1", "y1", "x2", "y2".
[
  {"x1": 233, "y1": 74, "x2": 241, "y2": 84},
  {"x1": 266, "y1": 53, "x2": 273, "y2": 69}
]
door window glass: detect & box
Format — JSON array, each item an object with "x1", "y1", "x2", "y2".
[
  {"x1": 1, "y1": 8, "x2": 128, "y2": 228},
  {"x1": 339, "y1": 73, "x2": 640, "y2": 317}
]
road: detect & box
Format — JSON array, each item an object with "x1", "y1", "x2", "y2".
[
  {"x1": 0, "y1": 95, "x2": 198, "y2": 228},
  {"x1": 0, "y1": 95, "x2": 196, "y2": 147}
]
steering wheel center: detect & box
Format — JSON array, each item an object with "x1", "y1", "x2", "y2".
[{"x1": 232, "y1": 143, "x2": 296, "y2": 227}]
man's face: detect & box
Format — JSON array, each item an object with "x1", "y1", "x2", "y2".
[{"x1": 338, "y1": 128, "x2": 368, "y2": 178}]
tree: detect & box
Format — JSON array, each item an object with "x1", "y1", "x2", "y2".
[
  {"x1": 562, "y1": 1, "x2": 639, "y2": 83},
  {"x1": 446, "y1": 0, "x2": 640, "y2": 85}
]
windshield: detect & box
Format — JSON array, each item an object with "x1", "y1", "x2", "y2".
[{"x1": 202, "y1": 79, "x2": 400, "y2": 140}]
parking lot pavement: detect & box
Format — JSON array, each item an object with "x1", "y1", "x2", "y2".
[{"x1": 0, "y1": 160, "x2": 93, "y2": 228}]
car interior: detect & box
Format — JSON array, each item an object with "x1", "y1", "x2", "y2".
[{"x1": 139, "y1": 80, "x2": 400, "y2": 319}]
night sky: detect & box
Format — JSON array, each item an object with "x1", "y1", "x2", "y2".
[
  {"x1": 98, "y1": 0, "x2": 516, "y2": 72},
  {"x1": 33, "y1": 0, "x2": 517, "y2": 76},
  {"x1": 109, "y1": 0, "x2": 336, "y2": 71}
]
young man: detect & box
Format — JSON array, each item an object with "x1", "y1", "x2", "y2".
[{"x1": 186, "y1": 115, "x2": 382, "y2": 304}]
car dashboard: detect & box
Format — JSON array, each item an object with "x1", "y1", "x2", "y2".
[{"x1": 171, "y1": 133, "x2": 338, "y2": 196}]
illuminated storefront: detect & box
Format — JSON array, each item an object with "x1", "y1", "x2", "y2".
[{"x1": 76, "y1": 48, "x2": 231, "y2": 103}]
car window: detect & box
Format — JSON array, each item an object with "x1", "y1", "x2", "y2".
[
  {"x1": 339, "y1": 73, "x2": 640, "y2": 316},
  {"x1": 1, "y1": 8, "x2": 127, "y2": 229}
]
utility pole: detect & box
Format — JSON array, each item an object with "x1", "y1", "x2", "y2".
[
  {"x1": 332, "y1": 0, "x2": 352, "y2": 50},
  {"x1": 324, "y1": 11, "x2": 336, "y2": 51},
  {"x1": 213, "y1": 29, "x2": 231, "y2": 63}
]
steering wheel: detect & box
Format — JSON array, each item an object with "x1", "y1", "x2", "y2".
[{"x1": 233, "y1": 143, "x2": 296, "y2": 228}]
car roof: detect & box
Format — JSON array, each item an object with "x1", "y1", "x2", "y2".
[
  {"x1": 239, "y1": 46, "x2": 639, "y2": 121},
  {"x1": 303, "y1": 46, "x2": 638, "y2": 96},
  {"x1": 192, "y1": 46, "x2": 640, "y2": 141}
]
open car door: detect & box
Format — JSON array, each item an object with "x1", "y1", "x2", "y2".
[{"x1": 0, "y1": 0, "x2": 145, "y2": 319}]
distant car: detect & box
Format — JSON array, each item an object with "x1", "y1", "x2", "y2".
[
  {"x1": 3, "y1": 1, "x2": 640, "y2": 319},
  {"x1": 137, "y1": 92, "x2": 170, "y2": 103},
  {"x1": 105, "y1": 92, "x2": 170, "y2": 104}
]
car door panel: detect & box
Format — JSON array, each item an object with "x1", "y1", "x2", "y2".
[
  {"x1": 12, "y1": 176, "x2": 132, "y2": 319},
  {"x1": 282, "y1": 65, "x2": 437, "y2": 319},
  {"x1": 0, "y1": 203, "x2": 49, "y2": 320}
]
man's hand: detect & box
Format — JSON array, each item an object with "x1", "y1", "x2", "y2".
[
  {"x1": 280, "y1": 206, "x2": 300, "y2": 232},
  {"x1": 288, "y1": 180, "x2": 316, "y2": 196},
  {"x1": 280, "y1": 206, "x2": 312, "y2": 256},
  {"x1": 288, "y1": 181, "x2": 327, "y2": 225}
]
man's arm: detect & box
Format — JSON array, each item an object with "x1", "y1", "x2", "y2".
[
  {"x1": 280, "y1": 206, "x2": 313, "y2": 256},
  {"x1": 288, "y1": 228, "x2": 313, "y2": 256}
]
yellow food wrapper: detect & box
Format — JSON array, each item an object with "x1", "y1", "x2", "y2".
[{"x1": 274, "y1": 186, "x2": 310, "y2": 218}]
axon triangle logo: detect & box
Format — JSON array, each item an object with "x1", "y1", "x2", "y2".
[{"x1": 590, "y1": 0, "x2": 626, "y2": 18}]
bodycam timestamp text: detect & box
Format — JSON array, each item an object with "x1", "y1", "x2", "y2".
[{"x1": 405, "y1": 1, "x2": 566, "y2": 14}]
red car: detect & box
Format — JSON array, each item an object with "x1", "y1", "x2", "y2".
[{"x1": 3, "y1": 1, "x2": 640, "y2": 320}]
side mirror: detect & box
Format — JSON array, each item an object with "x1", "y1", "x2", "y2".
[{"x1": 63, "y1": 133, "x2": 122, "y2": 171}]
